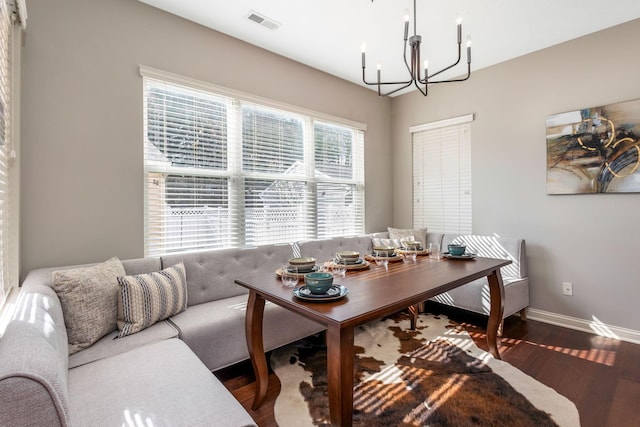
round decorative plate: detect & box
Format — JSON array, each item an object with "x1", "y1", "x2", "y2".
[
  {"x1": 330, "y1": 259, "x2": 371, "y2": 270},
  {"x1": 396, "y1": 248, "x2": 429, "y2": 256},
  {"x1": 364, "y1": 253, "x2": 404, "y2": 263},
  {"x1": 442, "y1": 252, "x2": 477, "y2": 260},
  {"x1": 275, "y1": 265, "x2": 319, "y2": 278},
  {"x1": 293, "y1": 285, "x2": 349, "y2": 302}
]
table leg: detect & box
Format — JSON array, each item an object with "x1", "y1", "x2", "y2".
[
  {"x1": 486, "y1": 269, "x2": 505, "y2": 360},
  {"x1": 245, "y1": 291, "x2": 268, "y2": 409},
  {"x1": 408, "y1": 304, "x2": 420, "y2": 330},
  {"x1": 326, "y1": 325, "x2": 355, "y2": 427}
]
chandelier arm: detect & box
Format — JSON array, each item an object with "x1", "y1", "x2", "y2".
[
  {"x1": 427, "y1": 63, "x2": 471, "y2": 84},
  {"x1": 362, "y1": 68, "x2": 412, "y2": 86},
  {"x1": 403, "y1": 38, "x2": 413, "y2": 77},
  {"x1": 379, "y1": 81, "x2": 414, "y2": 97},
  {"x1": 414, "y1": 79, "x2": 428, "y2": 96},
  {"x1": 422, "y1": 43, "x2": 462, "y2": 82}
]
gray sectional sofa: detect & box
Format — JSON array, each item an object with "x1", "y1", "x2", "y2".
[
  {"x1": 0, "y1": 231, "x2": 528, "y2": 426},
  {"x1": 0, "y1": 243, "x2": 326, "y2": 426}
]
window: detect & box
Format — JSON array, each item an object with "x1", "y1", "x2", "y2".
[
  {"x1": 411, "y1": 114, "x2": 473, "y2": 234},
  {"x1": 142, "y1": 68, "x2": 365, "y2": 256},
  {"x1": 0, "y1": 0, "x2": 25, "y2": 306}
]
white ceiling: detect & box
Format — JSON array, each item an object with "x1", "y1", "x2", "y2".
[{"x1": 138, "y1": 0, "x2": 640, "y2": 96}]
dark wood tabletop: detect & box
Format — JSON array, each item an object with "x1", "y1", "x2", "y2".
[{"x1": 236, "y1": 255, "x2": 511, "y2": 427}]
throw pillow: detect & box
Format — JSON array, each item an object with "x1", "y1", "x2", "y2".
[
  {"x1": 388, "y1": 227, "x2": 428, "y2": 247},
  {"x1": 117, "y1": 262, "x2": 188, "y2": 337},
  {"x1": 372, "y1": 237, "x2": 408, "y2": 249},
  {"x1": 52, "y1": 257, "x2": 126, "y2": 355}
]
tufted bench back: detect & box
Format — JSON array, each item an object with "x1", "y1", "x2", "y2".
[
  {"x1": 161, "y1": 244, "x2": 294, "y2": 306},
  {"x1": 297, "y1": 235, "x2": 374, "y2": 263}
]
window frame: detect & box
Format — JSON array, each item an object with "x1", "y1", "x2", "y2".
[{"x1": 141, "y1": 66, "x2": 366, "y2": 256}]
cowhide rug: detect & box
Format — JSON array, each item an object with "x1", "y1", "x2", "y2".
[{"x1": 271, "y1": 312, "x2": 581, "y2": 427}]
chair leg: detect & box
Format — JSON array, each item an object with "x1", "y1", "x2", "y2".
[
  {"x1": 498, "y1": 320, "x2": 504, "y2": 337},
  {"x1": 519, "y1": 308, "x2": 527, "y2": 321}
]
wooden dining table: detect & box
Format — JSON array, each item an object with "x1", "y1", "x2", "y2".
[{"x1": 235, "y1": 255, "x2": 511, "y2": 427}]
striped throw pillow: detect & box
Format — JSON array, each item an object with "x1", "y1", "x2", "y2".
[{"x1": 117, "y1": 262, "x2": 187, "y2": 337}]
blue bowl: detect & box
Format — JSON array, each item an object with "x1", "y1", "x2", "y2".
[
  {"x1": 448, "y1": 244, "x2": 466, "y2": 256},
  {"x1": 304, "y1": 272, "x2": 333, "y2": 294}
]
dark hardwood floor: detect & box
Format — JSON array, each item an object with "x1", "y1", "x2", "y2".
[{"x1": 215, "y1": 303, "x2": 640, "y2": 427}]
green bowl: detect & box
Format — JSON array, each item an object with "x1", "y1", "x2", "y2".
[
  {"x1": 448, "y1": 244, "x2": 466, "y2": 256},
  {"x1": 304, "y1": 272, "x2": 333, "y2": 294}
]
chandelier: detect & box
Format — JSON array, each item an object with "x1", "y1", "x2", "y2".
[{"x1": 361, "y1": 0, "x2": 472, "y2": 96}]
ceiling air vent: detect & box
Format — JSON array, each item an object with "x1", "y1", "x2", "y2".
[{"x1": 247, "y1": 11, "x2": 280, "y2": 30}]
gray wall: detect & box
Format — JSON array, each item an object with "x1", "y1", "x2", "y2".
[
  {"x1": 20, "y1": 0, "x2": 392, "y2": 275},
  {"x1": 20, "y1": 0, "x2": 640, "y2": 331},
  {"x1": 391, "y1": 19, "x2": 640, "y2": 331}
]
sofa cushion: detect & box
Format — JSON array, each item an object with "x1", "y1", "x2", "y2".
[
  {"x1": 169, "y1": 294, "x2": 325, "y2": 370},
  {"x1": 68, "y1": 338, "x2": 256, "y2": 427},
  {"x1": 117, "y1": 263, "x2": 188, "y2": 337},
  {"x1": 52, "y1": 257, "x2": 125, "y2": 354},
  {"x1": 68, "y1": 320, "x2": 179, "y2": 369}
]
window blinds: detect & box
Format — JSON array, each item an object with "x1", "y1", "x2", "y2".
[
  {"x1": 143, "y1": 75, "x2": 365, "y2": 256},
  {"x1": 0, "y1": 0, "x2": 22, "y2": 305},
  {"x1": 412, "y1": 116, "x2": 472, "y2": 235}
]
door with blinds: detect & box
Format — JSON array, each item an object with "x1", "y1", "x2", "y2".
[{"x1": 411, "y1": 115, "x2": 473, "y2": 235}]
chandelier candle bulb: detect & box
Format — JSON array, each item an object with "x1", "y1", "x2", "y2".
[
  {"x1": 467, "y1": 37, "x2": 472, "y2": 63},
  {"x1": 404, "y1": 9, "x2": 410, "y2": 40},
  {"x1": 457, "y1": 20, "x2": 462, "y2": 43}
]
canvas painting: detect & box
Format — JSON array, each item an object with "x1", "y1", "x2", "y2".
[{"x1": 546, "y1": 99, "x2": 640, "y2": 194}]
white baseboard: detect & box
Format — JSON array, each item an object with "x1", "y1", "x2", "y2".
[{"x1": 526, "y1": 308, "x2": 640, "y2": 345}]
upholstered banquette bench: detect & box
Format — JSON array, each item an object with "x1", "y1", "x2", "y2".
[
  {"x1": 1, "y1": 238, "x2": 375, "y2": 426},
  {"x1": 371, "y1": 228, "x2": 529, "y2": 326}
]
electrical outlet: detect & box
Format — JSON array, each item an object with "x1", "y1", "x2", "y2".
[{"x1": 562, "y1": 282, "x2": 573, "y2": 296}]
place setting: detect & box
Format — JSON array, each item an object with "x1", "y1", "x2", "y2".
[
  {"x1": 442, "y1": 243, "x2": 477, "y2": 260},
  {"x1": 278, "y1": 255, "x2": 352, "y2": 302},
  {"x1": 364, "y1": 246, "x2": 404, "y2": 264},
  {"x1": 291, "y1": 272, "x2": 349, "y2": 302},
  {"x1": 328, "y1": 250, "x2": 370, "y2": 270}
]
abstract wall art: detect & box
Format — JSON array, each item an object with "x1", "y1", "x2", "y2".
[{"x1": 546, "y1": 99, "x2": 640, "y2": 194}]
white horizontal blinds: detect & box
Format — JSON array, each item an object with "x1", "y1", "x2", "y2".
[
  {"x1": 144, "y1": 79, "x2": 238, "y2": 255},
  {"x1": 242, "y1": 103, "x2": 311, "y2": 245},
  {"x1": 412, "y1": 120, "x2": 472, "y2": 234},
  {"x1": 0, "y1": 0, "x2": 11, "y2": 303},
  {"x1": 314, "y1": 122, "x2": 364, "y2": 237},
  {"x1": 142, "y1": 72, "x2": 365, "y2": 256}
]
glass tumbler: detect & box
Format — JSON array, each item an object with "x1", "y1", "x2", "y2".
[
  {"x1": 281, "y1": 265, "x2": 299, "y2": 288},
  {"x1": 428, "y1": 243, "x2": 441, "y2": 260}
]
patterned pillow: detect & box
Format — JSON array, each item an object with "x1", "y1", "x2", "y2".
[
  {"x1": 388, "y1": 227, "x2": 428, "y2": 246},
  {"x1": 52, "y1": 257, "x2": 125, "y2": 355},
  {"x1": 117, "y1": 262, "x2": 188, "y2": 337},
  {"x1": 372, "y1": 237, "x2": 409, "y2": 249}
]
